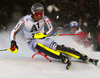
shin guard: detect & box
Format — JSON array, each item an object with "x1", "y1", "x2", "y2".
[
  {"x1": 56, "y1": 45, "x2": 82, "y2": 59},
  {"x1": 36, "y1": 43, "x2": 61, "y2": 59}
]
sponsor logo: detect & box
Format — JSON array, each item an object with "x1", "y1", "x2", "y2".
[{"x1": 46, "y1": 20, "x2": 49, "y2": 22}]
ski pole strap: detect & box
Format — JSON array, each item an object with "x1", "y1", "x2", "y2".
[{"x1": 10, "y1": 45, "x2": 15, "y2": 51}]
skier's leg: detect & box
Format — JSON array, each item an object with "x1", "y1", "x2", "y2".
[
  {"x1": 56, "y1": 45, "x2": 98, "y2": 64},
  {"x1": 56, "y1": 45, "x2": 85, "y2": 60},
  {"x1": 36, "y1": 43, "x2": 60, "y2": 59},
  {"x1": 36, "y1": 43, "x2": 71, "y2": 69}
]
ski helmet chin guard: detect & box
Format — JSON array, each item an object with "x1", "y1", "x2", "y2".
[{"x1": 31, "y1": 3, "x2": 44, "y2": 17}]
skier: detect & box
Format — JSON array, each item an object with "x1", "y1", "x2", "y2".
[
  {"x1": 10, "y1": 3, "x2": 98, "y2": 70},
  {"x1": 70, "y1": 21, "x2": 90, "y2": 47}
]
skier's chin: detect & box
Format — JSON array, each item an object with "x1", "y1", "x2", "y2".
[
  {"x1": 36, "y1": 18, "x2": 41, "y2": 21},
  {"x1": 34, "y1": 16, "x2": 42, "y2": 21}
]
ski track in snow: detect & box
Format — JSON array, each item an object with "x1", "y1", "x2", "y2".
[{"x1": 0, "y1": 22, "x2": 100, "y2": 78}]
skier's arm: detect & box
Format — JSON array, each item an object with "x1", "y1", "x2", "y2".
[
  {"x1": 10, "y1": 18, "x2": 25, "y2": 51},
  {"x1": 10, "y1": 19, "x2": 25, "y2": 41},
  {"x1": 43, "y1": 16, "x2": 55, "y2": 36}
]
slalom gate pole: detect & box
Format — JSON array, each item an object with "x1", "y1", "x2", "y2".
[
  {"x1": 57, "y1": 32, "x2": 90, "y2": 36},
  {"x1": 50, "y1": 32, "x2": 90, "y2": 36}
]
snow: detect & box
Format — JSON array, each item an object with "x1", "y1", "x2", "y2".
[{"x1": 0, "y1": 22, "x2": 100, "y2": 78}]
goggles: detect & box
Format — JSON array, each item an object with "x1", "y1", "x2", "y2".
[
  {"x1": 34, "y1": 11, "x2": 43, "y2": 17},
  {"x1": 70, "y1": 23, "x2": 78, "y2": 27}
]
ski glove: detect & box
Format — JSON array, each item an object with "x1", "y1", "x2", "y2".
[
  {"x1": 32, "y1": 33, "x2": 47, "y2": 39},
  {"x1": 10, "y1": 40, "x2": 18, "y2": 51}
]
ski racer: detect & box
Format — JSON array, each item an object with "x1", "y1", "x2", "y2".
[
  {"x1": 10, "y1": 3, "x2": 98, "y2": 70},
  {"x1": 70, "y1": 21, "x2": 90, "y2": 47}
]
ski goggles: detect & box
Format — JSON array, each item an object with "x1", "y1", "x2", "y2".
[
  {"x1": 70, "y1": 23, "x2": 78, "y2": 27},
  {"x1": 34, "y1": 11, "x2": 43, "y2": 17}
]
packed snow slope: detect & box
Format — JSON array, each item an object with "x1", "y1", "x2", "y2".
[{"x1": 0, "y1": 22, "x2": 100, "y2": 78}]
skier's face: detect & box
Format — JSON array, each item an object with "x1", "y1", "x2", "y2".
[
  {"x1": 71, "y1": 28, "x2": 77, "y2": 33},
  {"x1": 34, "y1": 15, "x2": 41, "y2": 21}
]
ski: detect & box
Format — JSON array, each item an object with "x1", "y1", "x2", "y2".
[{"x1": 66, "y1": 60, "x2": 71, "y2": 70}]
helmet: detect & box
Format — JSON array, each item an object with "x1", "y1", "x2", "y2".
[
  {"x1": 70, "y1": 21, "x2": 78, "y2": 27},
  {"x1": 31, "y1": 3, "x2": 44, "y2": 17},
  {"x1": 70, "y1": 21, "x2": 79, "y2": 29}
]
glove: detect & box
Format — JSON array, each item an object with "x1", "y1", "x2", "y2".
[
  {"x1": 10, "y1": 40, "x2": 18, "y2": 51},
  {"x1": 32, "y1": 33, "x2": 47, "y2": 39}
]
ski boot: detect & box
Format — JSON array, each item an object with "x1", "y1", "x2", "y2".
[
  {"x1": 80, "y1": 54, "x2": 88, "y2": 61},
  {"x1": 89, "y1": 58, "x2": 99, "y2": 66},
  {"x1": 60, "y1": 56, "x2": 71, "y2": 70},
  {"x1": 81, "y1": 54, "x2": 99, "y2": 66}
]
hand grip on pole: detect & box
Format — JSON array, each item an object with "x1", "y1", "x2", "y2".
[{"x1": 0, "y1": 48, "x2": 18, "y2": 53}]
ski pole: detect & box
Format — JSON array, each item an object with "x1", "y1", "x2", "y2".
[
  {"x1": 0, "y1": 49, "x2": 8, "y2": 51},
  {"x1": 0, "y1": 48, "x2": 18, "y2": 53}
]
